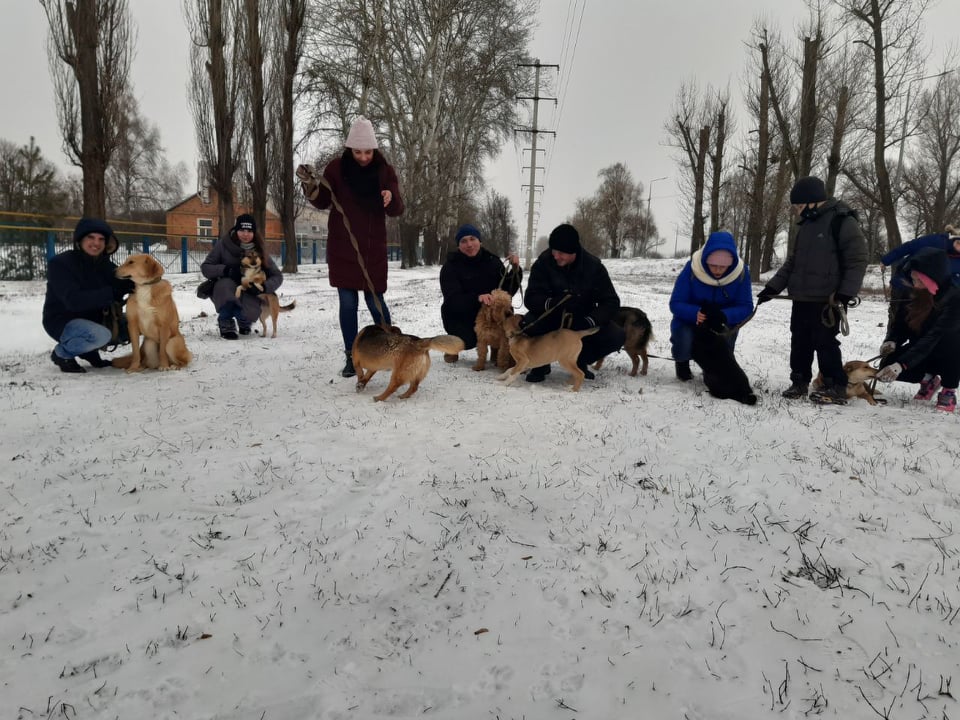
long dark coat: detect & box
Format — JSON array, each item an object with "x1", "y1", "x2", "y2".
[{"x1": 201, "y1": 232, "x2": 283, "y2": 323}]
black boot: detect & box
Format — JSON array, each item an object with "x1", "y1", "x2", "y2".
[
  {"x1": 341, "y1": 351, "x2": 356, "y2": 378},
  {"x1": 675, "y1": 360, "x2": 692, "y2": 381},
  {"x1": 525, "y1": 364, "x2": 551, "y2": 383},
  {"x1": 79, "y1": 350, "x2": 112, "y2": 368},
  {"x1": 51, "y1": 350, "x2": 86, "y2": 373}
]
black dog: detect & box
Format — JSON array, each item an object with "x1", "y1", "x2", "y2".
[{"x1": 690, "y1": 307, "x2": 757, "y2": 405}]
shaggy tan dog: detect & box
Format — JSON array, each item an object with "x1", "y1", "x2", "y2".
[
  {"x1": 813, "y1": 360, "x2": 882, "y2": 405},
  {"x1": 352, "y1": 325, "x2": 465, "y2": 401},
  {"x1": 112, "y1": 254, "x2": 192, "y2": 372},
  {"x1": 497, "y1": 314, "x2": 599, "y2": 392},
  {"x1": 472, "y1": 289, "x2": 515, "y2": 371}
]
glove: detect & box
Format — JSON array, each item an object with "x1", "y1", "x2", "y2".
[
  {"x1": 224, "y1": 265, "x2": 243, "y2": 283},
  {"x1": 834, "y1": 293, "x2": 854, "y2": 307},
  {"x1": 757, "y1": 286, "x2": 776, "y2": 305},
  {"x1": 569, "y1": 315, "x2": 597, "y2": 331},
  {"x1": 701, "y1": 306, "x2": 727, "y2": 330},
  {"x1": 876, "y1": 362, "x2": 902, "y2": 383},
  {"x1": 296, "y1": 163, "x2": 320, "y2": 201},
  {"x1": 879, "y1": 340, "x2": 896, "y2": 356}
]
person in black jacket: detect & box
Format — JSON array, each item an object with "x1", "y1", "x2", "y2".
[
  {"x1": 876, "y1": 247, "x2": 960, "y2": 413},
  {"x1": 521, "y1": 223, "x2": 625, "y2": 383},
  {"x1": 439, "y1": 223, "x2": 522, "y2": 362},
  {"x1": 42, "y1": 217, "x2": 134, "y2": 373},
  {"x1": 757, "y1": 176, "x2": 867, "y2": 404}
]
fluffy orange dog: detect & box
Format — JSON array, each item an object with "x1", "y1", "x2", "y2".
[
  {"x1": 473, "y1": 289, "x2": 515, "y2": 371},
  {"x1": 813, "y1": 360, "x2": 881, "y2": 405},
  {"x1": 352, "y1": 324, "x2": 465, "y2": 401},
  {"x1": 112, "y1": 254, "x2": 192, "y2": 372},
  {"x1": 498, "y1": 314, "x2": 598, "y2": 391}
]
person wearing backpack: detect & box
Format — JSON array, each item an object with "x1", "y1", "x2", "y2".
[{"x1": 756, "y1": 176, "x2": 867, "y2": 405}]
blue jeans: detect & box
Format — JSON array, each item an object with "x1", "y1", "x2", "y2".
[
  {"x1": 54, "y1": 319, "x2": 113, "y2": 359},
  {"x1": 671, "y1": 322, "x2": 737, "y2": 361},
  {"x1": 218, "y1": 302, "x2": 246, "y2": 330},
  {"x1": 338, "y1": 288, "x2": 391, "y2": 352}
]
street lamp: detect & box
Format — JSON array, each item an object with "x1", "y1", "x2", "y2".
[{"x1": 643, "y1": 176, "x2": 668, "y2": 248}]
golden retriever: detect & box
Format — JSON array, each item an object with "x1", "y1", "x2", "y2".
[
  {"x1": 352, "y1": 325, "x2": 465, "y2": 401},
  {"x1": 813, "y1": 360, "x2": 881, "y2": 405},
  {"x1": 473, "y1": 289, "x2": 515, "y2": 371},
  {"x1": 497, "y1": 314, "x2": 599, "y2": 391},
  {"x1": 112, "y1": 254, "x2": 192, "y2": 372}
]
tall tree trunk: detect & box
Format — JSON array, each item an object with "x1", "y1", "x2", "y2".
[
  {"x1": 399, "y1": 221, "x2": 420, "y2": 268},
  {"x1": 825, "y1": 85, "x2": 850, "y2": 195},
  {"x1": 691, "y1": 125, "x2": 710, "y2": 252},
  {"x1": 745, "y1": 73, "x2": 770, "y2": 281},
  {"x1": 797, "y1": 36, "x2": 821, "y2": 177},
  {"x1": 243, "y1": 0, "x2": 269, "y2": 235}
]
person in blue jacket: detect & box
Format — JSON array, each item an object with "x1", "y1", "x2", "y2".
[
  {"x1": 42, "y1": 217, "x2": 134, "y2": 373},
  {"x1": 880, "y1": 226, "x2": 960, "y2": 289},
  {"x1": 669, "y1": 230, "x2": 754, "y2": 381}
]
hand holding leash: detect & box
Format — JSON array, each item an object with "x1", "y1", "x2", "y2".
[
  {"x1": 296, "y1": 164, "x2": 321, "y2": 202},
  {"x1": 876, "y1": 363, "x2": 902, "y2": 383}
]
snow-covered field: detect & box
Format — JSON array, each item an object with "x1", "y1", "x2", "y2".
[{"x1": 0, "y1": 257, "x2": 957, "y2": 720}]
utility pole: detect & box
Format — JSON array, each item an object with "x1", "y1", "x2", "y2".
[{"x1": 516, "y1": 60, "x2": 558, "y2": 268}]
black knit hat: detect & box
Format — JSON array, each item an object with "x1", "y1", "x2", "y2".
[
  {"x1": 548, "y1": 223, "x2": 581, "y2": 254},
  {"x1": 233, "y1": 214, "x2": 256, "y2": 233},
  {"x1": 790, "y1": 176, "x2": 827, "y2": 205}
]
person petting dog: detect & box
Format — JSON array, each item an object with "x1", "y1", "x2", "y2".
[
  {"x1": 200, "y1": 214, "x2": 283, "y2": 340},
  {"x1": 439, "y1": 223, "x2": 522, "y2": 363},
  {"x1": 876, "y1": 247, "x2": 960, "y2": 413},
  {"x1": 298, "y1": 116, "x2": 405, "y2": 378},
  {"x1": 43, "y1": 218, "x2": 134, "y2": 373},
  {"x1": 757, "y1": 176, "x2": 867, "y2": 405},
  {"x1": 520, "y1": 223, "x2": 625, "y2": 384},
  {"x1": 669, "y1": 230, "x2": 754, "y2": 382}
]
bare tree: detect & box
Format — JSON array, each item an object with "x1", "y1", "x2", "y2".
[
  {"x1": 476, "y1": 190, "x2": 518, "y2": 259},
  {"x1": 834, "y1": 0, "x2": 930, "y2": 249},
  {"x1": 185, "y1": 0, "x2": 247, "y2": 233},
  {"x1": 240, "y1": 0, "x2": 272, "y2": 235},
  {"x1": 40, "y1": 0, "x2": 134, "y2": 217},
  {"x1": 665, "y1": 81, "x2": 713, "y2": 252},
  {"x1": 707, "y1": 89, "x2": 735, "y2": 234}
]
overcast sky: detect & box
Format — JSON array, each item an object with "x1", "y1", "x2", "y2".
[{"x1": 2, "y1": 1, "x2": 957, "y2": 256}]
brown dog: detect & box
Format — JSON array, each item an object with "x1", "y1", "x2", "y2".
[
  {"x1": 256, "y1": 296, "x2": 295, "y2": 338},
  {"x1": 473, "y1": 289, "x2": 515, "y2": 371},
  {"x1": 352, "y1": 325, "x2": 465, "y2": 401},
  {"x1": 593, "y1": 306, "x2": 653, "y2": 376},
  {"x1": 236, "y1": 251, "x2": 267, "y2": 299},
  {"x1": 112, "y1": 254, "x2": 192, "y2": 372},
  {"x1": 813, "y1": 360, "x2": 882, "y2": 405},
  {"x1": 497, "y1": 314, "x2": 599, "y2": 391}
]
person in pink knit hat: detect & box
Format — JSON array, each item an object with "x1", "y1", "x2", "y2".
[{"x1": 299, "y1": 116, "x2": 404, "y2": 377}]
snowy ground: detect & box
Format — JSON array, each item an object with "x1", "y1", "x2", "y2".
[{"x1": 0, "y1": 258, "x2": 957, "y2": 720}]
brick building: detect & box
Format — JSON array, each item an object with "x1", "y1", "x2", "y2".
[{"x1": 165, "y1": 188, "x2": 283, "y2": 252}]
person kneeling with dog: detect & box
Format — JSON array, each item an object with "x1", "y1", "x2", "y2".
[
  {"x1": 200, "y1": 214, "x2": 283, "y2": 340},
  {"x1": 43, "y1": 218, "x2": 134, "y2": 373},
  {"x1": 520, "y1": 223, "x2": 625, "y2": 383},
  {"x1": 439, "y1": 223, "x2": 522, "y2": 363},
  {"x1": 669, "y1": 230, "x2": 754, "y2": 381},
  {"x1": 876, "y1": 247, "x2": 960, "y2": 413}
]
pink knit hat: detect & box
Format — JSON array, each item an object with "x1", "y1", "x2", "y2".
[
  {"x1": 705, "y1": 249, "x2": 734, "y2": 267},
  {"x1": 345, "y1": 116, "x2": 378, "y2": 150},
  {"x1": 911, "y1": 270, "x2": 939, "y2": 295}
]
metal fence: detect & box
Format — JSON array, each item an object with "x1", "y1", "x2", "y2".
[{"x1": 0, "y1": 226, "x2": 327, "y2": 280}]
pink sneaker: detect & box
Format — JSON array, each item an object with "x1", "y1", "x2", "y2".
[
  {"x1": 935, "y1": 390, "x2": 956, "y2": 413},
  {"x1": 913, "y1": 375, "x2": 941, "y2": 402}
]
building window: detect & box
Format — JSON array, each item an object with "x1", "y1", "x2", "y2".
[{"x1": 198, "y1": 218, "x2": 213, "y2": 238}]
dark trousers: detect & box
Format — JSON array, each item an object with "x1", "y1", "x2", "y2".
[
  {"x1": 789, "y1": 301, "x2": 844, "y2": 387},
  {"x1": 441, "y1": 313, "x2": 477, "y2": 350}
]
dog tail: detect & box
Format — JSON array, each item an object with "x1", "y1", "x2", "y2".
[
  {"x1": 279, "y1": 299, "x2": 295, "y2": 312},
  {"x1": 425, "y1": 335, "x2": 466, "y2": 354}
]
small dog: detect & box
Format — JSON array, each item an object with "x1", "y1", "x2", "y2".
[
  {"x1": 498, "y1": 314, "x2": 599, "y2": 391},
  {"x1": 691, "y1": 322, "x2": 757, "y2": 405},
  {"x1": 352, "y1": 324, "x2": 465, "y2": 401},
  {"x1": 256, "y1": 295, "x2": 295, "y2": 338},
  {"x1": 813, "y1": 360, "x2": 882, "y2": 405},
  {"x1": 593, "y1": 306, "x2": 653, "y2": 376},
  {"x1": 473, "y1": 289, "x2": 515, "y2": 371},
  {"x1": 236, "y1": 251, "x2": 267, "y2": 299},
  {"x1": 112, "y1": 254, "x2": 192, "y2": 372}
]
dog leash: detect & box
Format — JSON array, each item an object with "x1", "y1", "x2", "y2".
[
  {"x1": 517, "y1": 294, "x2": 571, "y2": 335},
  {"x1": 764, "y1": 294, "x2": 860, "y2": 336},
  {"x1": 297, "y1": 165, "x2": 390, "y2": 329}
]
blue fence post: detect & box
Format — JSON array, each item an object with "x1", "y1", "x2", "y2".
[
  {"x1": 181, "y1": 238, "x2": 189, "y2": 273},
  {"x1": 313, "y1": 240, "x2": 318, "y2": 264},
  {"x1": 296, "y1": 241, "x2": 302, "y2": 265},
  {"x1": 280, "y1": 241, "x2": 286, "y2": 266},
  {"x1": 142, "y1": 236, "x2": 150, "y2": 254},
  {"x1": 46, "y1": 231, "x2": 56, "y2": 261}
]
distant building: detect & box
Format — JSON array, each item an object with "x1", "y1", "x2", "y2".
[
  {"x1": 295, "y1": 204, "x2": 329, "y2": 261},
  {"x1": 164, "y1": 187, "x2": 283, "y2": 252}
]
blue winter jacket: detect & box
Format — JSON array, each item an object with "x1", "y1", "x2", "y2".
[
  {"x1": 669, "y1": 231, "x2": 754, "y2": 335},
  {"x1": 881, "y1": 232, "x2": 960, "y2": 288}
]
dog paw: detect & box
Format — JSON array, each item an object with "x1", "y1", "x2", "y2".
[{"x1": 125, "y1": 366, "x2": 144, "y2": 374}]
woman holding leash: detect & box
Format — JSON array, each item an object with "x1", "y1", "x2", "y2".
[
  {"x1": 668, "y1": 230, "x2": 754, "y2": 382},
  {"x1": 298, "y1": 116, "x2": 405, "y2": 378},
  {"x1": 439, "y1": 223, "x2": 522, "y2": 363},
  {"x1": 876, "y1": 247, "x2": 960, "y2": 413},
  {"x1": 200, "y1": 214, "x2": 283, "y2": 340}
]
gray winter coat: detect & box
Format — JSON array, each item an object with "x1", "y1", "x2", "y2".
[
  {"x1": 200, "y1": 233, "x2": 283, "y2": 322},
  {"x1": 766, "y1": 200, "x2": 867, "y2": 302}
]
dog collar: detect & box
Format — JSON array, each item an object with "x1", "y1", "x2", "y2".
[{"x1": 142, "y1": 276, "x2": 163, "y2": 285}]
